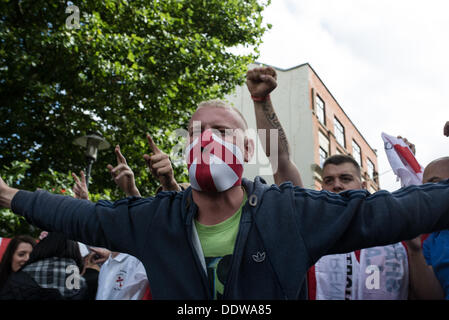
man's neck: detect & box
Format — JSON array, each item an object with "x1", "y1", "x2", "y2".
[{"x1": 192, "y1": 186, "x2": 245, "y2": 226}]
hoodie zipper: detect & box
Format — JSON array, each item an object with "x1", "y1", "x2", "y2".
[
  {"x1": 222, "y1": 201, "x2": 252, "y2": 299},
  {"x1": 185, "y1": 197, "x2": 213, "y2": 299}
]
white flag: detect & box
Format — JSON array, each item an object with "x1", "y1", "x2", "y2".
[{"x1": 381, "y1": 133, "x2": 424, "y2": 187}]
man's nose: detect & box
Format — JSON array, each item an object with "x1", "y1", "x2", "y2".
[{"x1": 333, "y1": 180, "x2": 344, "y2": 193}]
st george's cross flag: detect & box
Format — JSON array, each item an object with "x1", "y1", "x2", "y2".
[{"x1": 381, "y1": 132, "x2": 424, "y2": 187}]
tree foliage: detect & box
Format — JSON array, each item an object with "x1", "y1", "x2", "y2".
[
  {"x1": 0, "y1": 160, "x2": 113, "y2": 238},
  {"x1": 0, "y1": 0, "x2": 270, "y2": 198}
]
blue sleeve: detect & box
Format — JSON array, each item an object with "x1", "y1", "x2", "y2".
[
  {"x1": 422, "y1": 234, "x2": 434, "y2": 265},
  {"x1": 11, "y1": 190, "x2": 157, "y2": 257},
  {"x1": 293, "y1": 179, "x2": 449, "y2": 263}
]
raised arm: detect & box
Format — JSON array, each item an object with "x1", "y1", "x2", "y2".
[
  {"x1": 290, "y1": 181, "x2": 449, "y2": 264},
  {"x1": 0, "y1": 175, "x2": 157, "y2": 257},
  {"x1": 246, "y1": 66, "x2": 303, "y2": 187},
  {"x1": 406, "y1": 236, "x2": 444, "y2": 299}
]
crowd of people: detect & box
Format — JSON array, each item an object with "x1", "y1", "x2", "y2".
[{"x1": 0, "y1": 66, "x2": 448, "y2": 300}]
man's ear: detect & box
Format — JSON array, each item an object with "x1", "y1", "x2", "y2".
[
  {"x1": 362, "y1": 180, "x2": 367, "y2": 190},
  {"x1": 244, "y1": 136, "x2": 255, "y2": 163}
]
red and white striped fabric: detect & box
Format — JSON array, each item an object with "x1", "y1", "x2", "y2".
[
  {"x1": 186, "y1": 129, "x2": 244, "y2": 192},
  {"x1": 0, "y1": 237, "x2": 12, "y2": 262},
  {"x1": 381, "y1": 133, "x2": 424, "y2": 187}
]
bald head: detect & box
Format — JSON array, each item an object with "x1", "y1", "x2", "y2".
[{"x1": 423, "y1": 157, "x2": 449, "y2": 183}]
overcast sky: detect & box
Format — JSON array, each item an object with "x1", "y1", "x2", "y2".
[{"x1": 254, "y1": 0, "x2": 449, "y2": 191}]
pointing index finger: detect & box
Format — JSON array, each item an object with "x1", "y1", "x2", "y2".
[
  {"x1": 146, "y1": 132, "x2": 161, "y2": 154},
  {"x1": 115, "y1": 145, "x2": 127, "y2": 165},
  {"x1": 72, "y1": 172, "x2": 81, "y2": 185},
  {"x1": 80, "y1": 170, "x2": 86, "y2": 184}
]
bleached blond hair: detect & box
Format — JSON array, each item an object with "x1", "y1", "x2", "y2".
[{"x1": 197, "y1": 99, "x2": 248, "y2": 130}]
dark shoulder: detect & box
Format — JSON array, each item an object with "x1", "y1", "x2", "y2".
[{"x1": 0, "y1": 271, "x2": 63, "y2": 300}]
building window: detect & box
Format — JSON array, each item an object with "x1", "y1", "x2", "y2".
[
  {"x1": 334, "y1": 117, "x2": 345, "y2": 147},
  {"x1": 367, "y1": 158, "x2": 375, "y2": 180},
  {"x1": 352, "y1": 140, "x2": 362, "y2": 166},
  {"x1": 316, "y1": 95, "x2": 325, "y2": 125},
  {"x1": 319, "y1": 147, "x2": 328, "y2": 168},
  {"x1": 318, "y1": 131, "x2": 329, "y2": 168}
]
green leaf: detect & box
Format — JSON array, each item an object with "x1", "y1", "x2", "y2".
[{"x1": 127, "y1": 51, "x2": 135, "y2": 62}]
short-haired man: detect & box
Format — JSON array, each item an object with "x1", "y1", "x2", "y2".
[
  {"x1": 321, "y1": 155, "x2": 365, "y2": 193},
  {"x1": 3, "y1": 72, "x2": 449, "y2": 299},
  {"x1": 308, "y1": 154, "x2": 410, "y2": 300}
]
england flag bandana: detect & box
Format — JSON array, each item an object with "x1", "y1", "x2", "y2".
[{"x1": 186, "y1": 129, "x2": 244, "y2": 192}]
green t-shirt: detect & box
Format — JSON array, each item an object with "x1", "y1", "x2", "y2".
[{"x1": 195, "y1": 194, "x2": 246, "y2": 299}]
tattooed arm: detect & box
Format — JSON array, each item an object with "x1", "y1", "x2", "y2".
[{"x1": 246, "y1": 67, "x2": 303, "y2": 187}]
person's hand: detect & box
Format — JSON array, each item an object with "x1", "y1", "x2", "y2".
[
  {"x1": 397, "y1": 136, "x2": 416, "y2": 155},
  {"x1": 82, "y1": 252, "x2": 101, "y2": 273},
  {"x1": 246, "y1": 66, "x2": 277, "y2": 99},
  {"x1": 0, "y1": 176, "x2": 18, "y2": 209},
  {"x1": 444, "y1": 121, "x2": 449, "y2": 137},
  {"x1": 39, "y1": 231, "x2": 49, "y2": 240},
  {"x1": 0, "y1": 176, "x2": 9, "y2": 198},
  {"x1": 107, "y1": 145, "x2": 141, "y2": 197},
  {"x1": 72, "y1": 171, "x2": 89, "y2": 200},
  {"x1": 88, "y1": 247, "x2": 111, "y2": 265},
  {"x1": 143, "y1": 133, "x2": 180, "y2": 192}
]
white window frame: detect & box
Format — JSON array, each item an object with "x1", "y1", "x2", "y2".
[
  {"x1": 316, "y1": 95, "x2": 325, "y2": 125},
  {"x1": 334, "y1": 117, "x2": 345, "y2": 147},
  {"x1": 352, "y1": 140, "x2": 362, "y2": 166}
]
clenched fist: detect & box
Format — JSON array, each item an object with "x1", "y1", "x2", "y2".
[{"x1": 246, "y1": 66, "x2": 277, "y2": 99}]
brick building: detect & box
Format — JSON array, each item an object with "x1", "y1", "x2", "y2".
[{"x1": 225, "y1": 63, "x2": 379, "y2": 192}]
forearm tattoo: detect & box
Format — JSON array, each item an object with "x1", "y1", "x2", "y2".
[{"x1": 261, "y1": 101, "x2": 290, "y2": 157}]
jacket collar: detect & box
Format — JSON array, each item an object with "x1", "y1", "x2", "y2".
[{"x1": 182, "y1": 176, "x2": 268, "y2": 224}]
